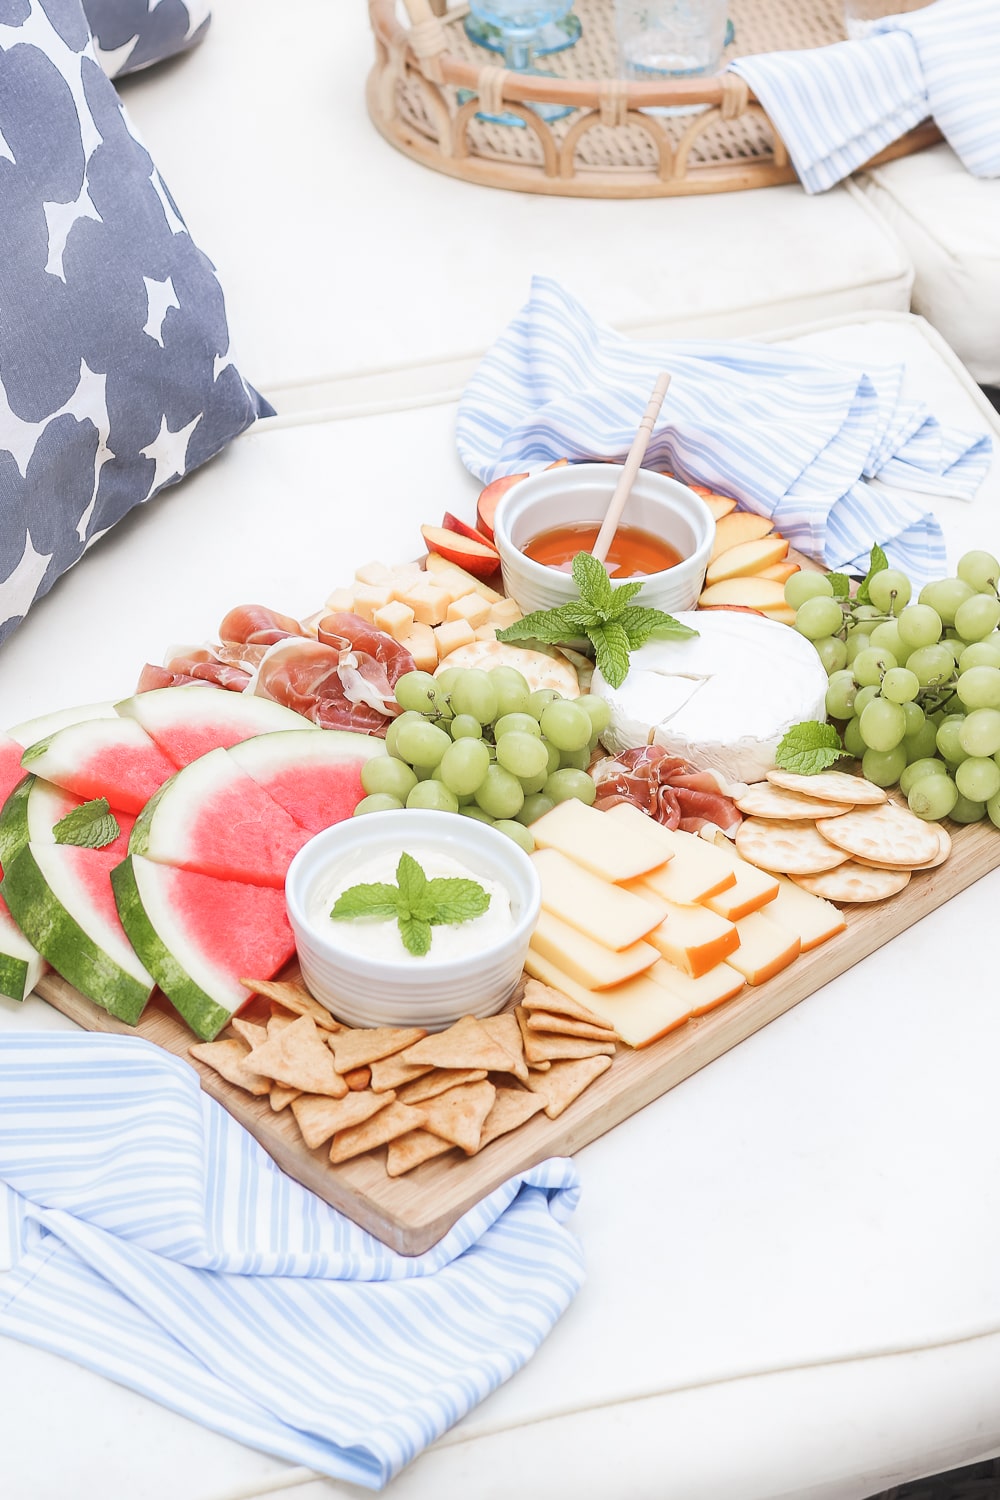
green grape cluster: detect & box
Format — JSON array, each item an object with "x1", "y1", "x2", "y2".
[
  {"x1": 789, "y1": 549, "x2": 1000, "y2": 826},
  {"x1": 353, "y1": 664, "x2": 611, "y2": 853}
]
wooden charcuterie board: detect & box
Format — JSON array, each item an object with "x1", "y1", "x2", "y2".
[{"x1": 36, "y1": 815, "x2": 1000, "y2": 1255}]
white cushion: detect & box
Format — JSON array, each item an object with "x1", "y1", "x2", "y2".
[
  {"x1": 114, "y1": 0, "x2": 913, "y2": 414},
  {"x1": 854, "y1": 144, "x2": 1000, "y2": 385}
]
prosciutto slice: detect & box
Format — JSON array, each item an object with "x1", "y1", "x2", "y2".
[
  {"x1": 592, "y1": 745, "x2": 742, "y2": 837},
  {"x1": 218, "y1": 604, "x2": 307, "y2": 648},
  {"x1": 250, "y1": 615, "x2": 415, "y2": 735}
]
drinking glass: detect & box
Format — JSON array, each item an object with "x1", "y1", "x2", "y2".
[
  {"x1": 615, "y1": 0, "x2": 730, "y2": 88},
  {"x1": 465, "y1": 0, "x2": 576, "y2": 124},
  {"x1": 843, "y1": 0, "x2": 935, "y2": 37}
]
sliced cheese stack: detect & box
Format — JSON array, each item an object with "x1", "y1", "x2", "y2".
[{"x1": 524, "y1": 799, "x2": 845, "y2": 1048}]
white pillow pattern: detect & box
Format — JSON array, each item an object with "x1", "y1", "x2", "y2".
[
  {"x1": 82, "y1": 0, "x2": 211, "y2": 78},
  {"x1": 0, "y1": 0, "x2": 268, "y2": 646}
]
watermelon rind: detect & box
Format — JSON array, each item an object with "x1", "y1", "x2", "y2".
[
  {"x1": 2, "y1": 844, "x2": 154, "y2": 1023},
  {"x1": 227, "y1": 728, "x2": 384, "y2": 832},
  {"x1": 0, "y1": 897, "x2": 44, "y2": 1002},
  {"x1": 21, "y1": 716, "x2": 177, "y2": 814},
  {"x1": 115, "y1": 684, "x2": 314, "y2": 767},
  {"x1": 0, "y1": 775, "x2": 81, "y2": 870},
  {"x1": 0, "y1": 775, "x2": 31, "y2": 869},
  {"x1": 112, "y1": 854, "x2": 295, "y2": 1041},
  {"x1": 5, "y1": 701, "x2": 118, "y2": 750}
]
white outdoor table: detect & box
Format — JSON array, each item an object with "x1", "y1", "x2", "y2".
[{"x1": 2, "y1": 314, "x2": 1000, "y2": 1500}]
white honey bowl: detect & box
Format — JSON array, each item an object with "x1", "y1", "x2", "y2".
[
  {"x1": 492, "y1": 462, "x2": 715, "y2": 616},
  {"x1": 284, "y1": 810, "x2": 541, "y2": 1031}
]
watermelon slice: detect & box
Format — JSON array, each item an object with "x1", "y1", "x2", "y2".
[
  {"x1": 115, "y1": 684, "x2": 314, "y2": 768},
  {"x1": 21, "y1": 717, "x2": 178, "y2": 815},
  {"x1": 227, "y1": 728, "x2": 384, "y2": 836},
  {"x1": 0, "y1": 892, "x2": 46, "y2": 1002},
  {"x1": 0, "y1": 776, "x2": 135, "y2": 870},
  {"x1": 5, "y1": 701, "x2": 118, "y2": 750},
  {"x1": 129, "y1": 747, "x2": 310, "y2": 887},
  {"x1": 112, "y1": 854, "x2": 297, "y2": 1040},
  {"x1": 2, "y1": 844, "x2": 154, "y2": 1022}
]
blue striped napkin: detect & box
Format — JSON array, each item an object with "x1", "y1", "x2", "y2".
[
  {"x1": 456, "y1": 277, "x2": 991, "y2": 584},
  {"x1": 731, "y1": 0, "x2": 1000, "y2": 194},
  {"x1": 0, "y1": 1034, "x2": 583, "y2": 1488}
]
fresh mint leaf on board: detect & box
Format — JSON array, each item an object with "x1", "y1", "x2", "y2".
[
  {"x1": 826, "y1": 572, "x2": 852, "y2": 599},
  {"x1": 775, "y1": 722, "x2": 849, "y2": 776},
  {"x1": 496, "y1": 550, "x2": 698, "y2": 689},
  {"x1": 52, "y1": 797, "x2": 121, "y2": 850},
  {"x1": 330, "y1": 852, "x2": 490, "y2": 957},
  {"x1": 855, "y1": 543, "x2": 889, "y2": 606}
]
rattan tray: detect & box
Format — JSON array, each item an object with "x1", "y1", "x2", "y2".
[{"x1": 367, "y1": 0, "x2": 940, "y2": 197}]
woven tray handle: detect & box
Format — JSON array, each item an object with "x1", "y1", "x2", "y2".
[{"x1": 399, "y1": 0, "x2": 449, "y2": 79}]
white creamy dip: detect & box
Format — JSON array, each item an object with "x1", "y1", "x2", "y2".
[{"x1": 308, "y1": 848, "x2": 514, "y2": 965}]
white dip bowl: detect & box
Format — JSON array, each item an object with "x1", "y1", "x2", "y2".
[
  {"x1": 285, "y1": 809, "x2": 541, "y2": 1031},
  {"x1": 493, "y1": 462, "x2": 715, "y2": 616}
]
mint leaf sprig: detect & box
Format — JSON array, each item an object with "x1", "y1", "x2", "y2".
[
  {"x1": 330, "y1": 851, "x2": 490, "y2": 957},
  {"x1": 496, "y1": 551, "x2": 697, "y2": 689},
  {"x1": 775, "y1": 722, "x2": 850, "y2": 776},
  {"x1": 52, "y1": 798, "x2": 121, "y2": 850}
]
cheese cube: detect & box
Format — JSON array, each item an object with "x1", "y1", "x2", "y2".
[
  {"x1": 727, "y1": 911, "x2": 800, "y2": 985},
  {"x1": 373, "y1": 600, "x2": 416, "y2": 643},
  {"x1": 531, "y1": 907, "x2": 659, "y2": 990},
  {"x1": 433, "y1": 619, "x2": 476, "y2": 658},
  {"x1": 354, "y1": 560, "x2": 394, "y2": 587},
  {"x1": 615, "y1": 812, "x2": 736, "y2": 904},
  {"x1": 646, "y1": 958, "x2": 745, "y2": 1016},
  {"x1": 446, "y1": 593, "x2": 491, "y2": 629},
  {"x1": 524, "y1": 950, "x2": 692, "y2": 1049},
  {"x1": 531, "y1": 848, "x2": 666, "y2": 950},
  {"x1": 475, "y1": 624, "x2": 498, "y2": 642},
  {"x1": 530, "y1": 799, "x2": 670, "y2": 883},
  {"x1": 404, "y1": 582, "x2": 451, "y2": 627},
  {"x1": 398, "y1": 622, "x2": 438, "y2": 674},
  {"x1": 766, "y1": 875, "x2": 846, "y2": 951},
  {"x1": 490, "y1": 598, "x2": 523, "y2": 628},
  {"x1": 703, "y1": 850, "x2": 779, "y2": 922},
  {"x1": 324, "y1": 586, "x2": 355, "y2": 612},
  {"x1": 425, "y1": 552, "x2": 503, "y2": 603},
  {"x1": 645, "y1": 899, "x2": 740, "y2": 978},
  {"x1": 352, "y1": 582, "x2": 393, "y2": 622}
]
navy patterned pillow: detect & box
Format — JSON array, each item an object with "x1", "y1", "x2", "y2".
[
  {"x1": 82, "y1": 0, "x2": 210, "y2": 78},
  {"x1": 0, "y1": 0, "x2": 269, "y2": 647}
]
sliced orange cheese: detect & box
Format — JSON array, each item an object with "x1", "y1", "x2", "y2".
[
  {"x1": 530, "y1": 798, "x2": 669, "y2": 883},
  {"x1": 701, "y1": 838, "x2": 780, "y2": 921},
  {"x1": 645, "y1": 899, "x2": 740, "y2": 979},
  {"x1": 607, "y1": 806, "x2": 736, "y2": 903},
  {"x1": 646, "y1": 957, "x2": 745, "y2": 1016},
  {"x1": 767, "y1": 874, "x2": 847, "y2": 951},
  {"x1": 530, "y1": 908, "x2": 659, "y2": 990},
  {"x1": 531, "y1": 848, "x2": 667, "y2": 951},
  {"x1": 524, "y1": 950, "x2": 692, "y2": 1049},
  {"x1": 726, "y1": 911, "x2": 800, "y2": 985}
]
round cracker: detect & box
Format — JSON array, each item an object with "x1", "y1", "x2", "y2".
[
  {"x1": 816, "y1": 801, "x2": 940, "y2": 867},
  {"x1": 734, "y1": 817, "x2": 852, "y2": 875},
  {"x1": 736, "y1": 783, "x2": 853, "y2": 821},
  {"x1": 853, "y1": 822, "x2": 951, "y2": 872},
  {"x1": 766, "y1": 769, "x2": 887, "y2": 806},
  {"x1": 792, "y1": 862, "x2": 911, "y2": 903}
]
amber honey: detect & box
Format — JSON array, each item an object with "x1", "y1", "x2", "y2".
[{"x1": 522, "y1": 521, "x2": 683, "y2": 578}]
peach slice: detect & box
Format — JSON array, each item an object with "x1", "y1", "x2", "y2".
[
  {"x1": 709, "y1": 511, "x2": 775, "y2": 561},
  {"x1": 698, "y1": 576, "x2": 789, "y2": 612},
  {"x1": 421, "y1": 526, "x2": 500, "y2": 580},
  {"x1": 759, "y1": 560, "x2": 801, "y2": 584},
  {"x1": 442, "y1": 512, "x2": 496, "y2": 548},
  {"x1": 704, "y1": 535, "x2": 790, "y2": 586},
  {"x1": 702, "y1": 494, "x2": 738, "y2": 522},
  {"x1": 425, "y1": 552, "x2": 504, "y2": 603},
  {"x1": 476, "y1": 473, "x2": 528, "y2": 541}
]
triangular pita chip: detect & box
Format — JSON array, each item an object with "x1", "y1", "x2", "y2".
[
  {"x1": 292, "y1": 1090, "x2": 394, "y2": 1150},
  {"x1": 395, "y1": 1068, "x2": 488, "y2": 1106},
  {"x1": 328, "y1": 1100, "x2": 425, "y2": 1163},
  {"x1": 230, "y1": 1017, "x2": 268, "y2": 1050},
  {"x1": 386, "y1": 1129, "x2": 454, "y2": 1177},
  {"x1": 241, "y1": 977, "x2": 342, "y2": 1031},
  {"x1": 189, "y1": 1038, "x2": 271, "y2": 1096},
  {"x1": 521, "y1": 977, "x2": 609, "y2": 1030},
  {"x1": 525, "y1": 1010, "x2": 618, "y2": 1043},
  {"x1": 368, "y1": 1054, "x2": 435, "y2": 1093},
  {"x1": 269, "y1": 1083, "x2": 300, "y2": 1112},
  {"x1": 477, "y1": 1086, "x2": 546, "y2": 1148},
  {"x1": 267, "y1": 1012, "x2": 297, "y2": 1039},
  {"x1": 401, "y1": 1015, "x2": 515, "y2": 1072},
  {"x1": 246, "y1": 1015, "x2": 348, "y2": 1097},
  {"x1": 328, "y1": 1025, "x2": 427, "y2": 1074},
  {"x1": 479, "y1": 1011, "x2": 529, "y2": 1083},
  {"x1": 412, "y1": 1080, "x2": 496, "y2": 1154},
  {"x1": 524, "y1": 1055, "x2": 612, "y2": 1118}
]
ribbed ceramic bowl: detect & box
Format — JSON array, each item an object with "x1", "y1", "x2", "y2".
[
  {"x1": 284, "y1": 810, "x2": 541, "y2": 1031},
  {"x1": 493, "y1": 462, "x2": 715, "y2": 616}
]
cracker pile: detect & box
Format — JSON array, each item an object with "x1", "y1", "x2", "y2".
[
  {"x1": 733, "y1": 770, "x2": 951, "y2": 902},
  {"x1": 189, "y1": 977, "x2": 618, "y2": 1176}
]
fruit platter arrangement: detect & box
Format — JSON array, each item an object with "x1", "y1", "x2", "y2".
[{"x1": 4, "y1": 460, "x2": 1000, "y2": 1253}]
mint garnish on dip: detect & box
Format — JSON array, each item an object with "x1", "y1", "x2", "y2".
[{"x1": 330, "y1": 851, "x2": 490, "y2": 957}]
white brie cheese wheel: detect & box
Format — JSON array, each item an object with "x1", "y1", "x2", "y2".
[{"x1": 592, "y1": 610, "x2": 829, "y2": 784}]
